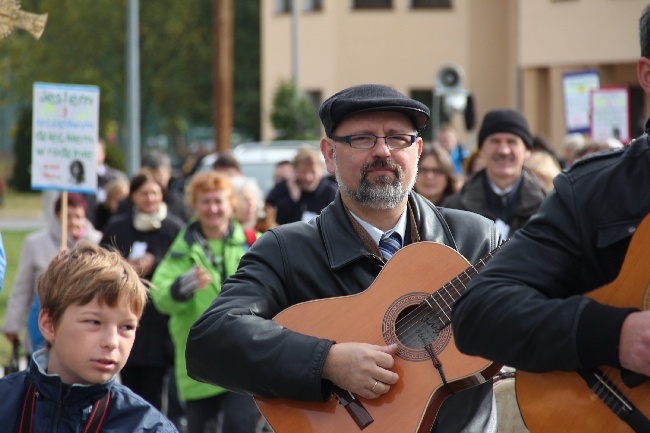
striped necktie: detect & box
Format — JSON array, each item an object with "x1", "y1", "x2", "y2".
[{"x1": 378, "y1": 232, "x2": 402, "y2": 261}]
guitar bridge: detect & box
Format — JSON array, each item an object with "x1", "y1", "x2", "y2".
[
  {"x1": 332, "y1": 386, "x2": 374, "y2": 430},
  {"x1": 579, "y1": 368, "x2": 650, "y2": 432}
]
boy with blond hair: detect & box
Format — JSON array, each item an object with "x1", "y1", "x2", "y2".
[{"x1": 0, "y1": 242, "x2": 178, "y2": 433}]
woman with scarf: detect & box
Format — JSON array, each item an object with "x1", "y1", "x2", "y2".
[{"x1": 100, "y1": 169, "x2": 184, "y2": 412}]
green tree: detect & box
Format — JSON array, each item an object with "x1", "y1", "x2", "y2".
[
  {"x1": 1, "y1": 0, "x2": 126, "y2": 133},
  {"x1": 0, "y1": 0, "x2": 262, "y2": 159},
  {"x1": 270, "y1": 81, "x2": 320, "y2": 140}
]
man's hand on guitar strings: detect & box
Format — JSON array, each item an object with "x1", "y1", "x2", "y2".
[
  {"x1": 322, "y1": 342, "x2": 399, "y2": 399},
  {"x1": 619, "y1": 311, "x2": 650, "y2": 376}
]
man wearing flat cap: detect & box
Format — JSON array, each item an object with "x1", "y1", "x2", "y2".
[
  {"x1": 186, "y1": 84, "x2": 501, "y2": 432},
  {"x1": 443, "y1": 108, "x2": 547, "y2": 239}
]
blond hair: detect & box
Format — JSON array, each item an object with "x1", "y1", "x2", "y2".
[
  {"x1": 37, "y1": 242, "x2": 148, "y2": 333},
  {"x1": 105, "y1": 178, "x2": 130, "y2": 205},
  {"x1": 293, "y1": 147, "x2": 323, "y2": 168},
  {"x1": 184, "y1": 171, "x2": 233, "y2": 210}
]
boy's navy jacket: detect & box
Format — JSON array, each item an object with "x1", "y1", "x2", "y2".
[{"x1": 0, "y1": 350, "x2": 178, "y2": 433}]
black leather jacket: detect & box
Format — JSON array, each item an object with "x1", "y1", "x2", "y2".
[
  {"x1": 453, "y1": 128, "x2": 650, "y2": 373},
  {"x1": 187, "y1": 191, "x2": 500, "y2": 432}
]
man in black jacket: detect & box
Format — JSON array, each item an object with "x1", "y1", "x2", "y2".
[
  {"x1": 452, "y1": 4, "x2": 650, "y2": 430},
  {"x1": 186, "y1": 84, "x2": 501, "y2": 432}
]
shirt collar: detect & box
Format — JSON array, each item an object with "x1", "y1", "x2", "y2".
[
  {"x1": 487, "y1": 174, "x2": 523, "y2": 196},
  {"x1": 349, "y1": 209, "x2": 407, "y2": 247}
]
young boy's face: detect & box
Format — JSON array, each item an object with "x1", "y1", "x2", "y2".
[{"x1": 39, "y1": 296, "x2": 139, "y2": 385}]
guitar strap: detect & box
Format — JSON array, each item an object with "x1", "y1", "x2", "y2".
[
  {"x1": 425, "y1": 344, "x2": 455, "y2": 396},
  {"x1": 429, "y1": 202, "x2": 459, "y2": 252},
  {"x1": 18, "y1": 382, "x2": 111, "y2": 433}
]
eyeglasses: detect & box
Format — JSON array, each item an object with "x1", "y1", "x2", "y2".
[
  {"x1": 331, "y1": 133, "x2": 417, "y2": 150},
  {"x1": 419, "y1": 167, "x2": 446, "y2": 176}
]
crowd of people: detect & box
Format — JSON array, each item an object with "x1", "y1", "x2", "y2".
[
  {"x1": 0, "y1": 136, "x2": 345, "y2": 431},
  {"x1": 1, "y1": 4, "x2": 649, "y2": 432}
]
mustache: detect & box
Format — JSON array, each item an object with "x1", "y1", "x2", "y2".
[
  {"x1": 492, "y1": 153, "x2": 514, "y2": 162},
  {"x1": 361, "y1": 159, "x2": 401, "y2": 177}
]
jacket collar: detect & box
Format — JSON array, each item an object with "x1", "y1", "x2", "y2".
[
  {"x1": 319, "y1": 192, "x2": 451, "y2": 270},
  {"x1": 182, "y1": 219, "x2": 243, "y2": 247},
  {"x1": 28, "y1": 349, "x2": 114, "y2": 406},
  {"x1": 456, "y1": 169, "x2": 545, "y2": 218}
]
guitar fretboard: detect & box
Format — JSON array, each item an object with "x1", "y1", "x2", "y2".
[{"x1": 394, "y1": 242, "x2": 505, "y2": 349}]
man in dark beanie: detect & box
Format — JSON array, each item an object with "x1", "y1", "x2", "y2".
[
  {"x1": 443, "y1": 108, "x2": 547, "y2": 238},
  {"x1": 186, "y1": 84, "x2": 501, "y2": 433}
]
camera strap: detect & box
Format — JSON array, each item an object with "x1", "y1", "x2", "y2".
[{"x1": 18, "y1": 382, "x2": 110, "y2": 433}]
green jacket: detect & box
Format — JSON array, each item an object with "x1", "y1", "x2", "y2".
[{"x1": 151, "y1": 219, "x2": 255, "y2": 401}]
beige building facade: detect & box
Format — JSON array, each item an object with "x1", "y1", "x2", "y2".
[{"x1": 261, "y1": 0, "x2": 647, "y2": 154}]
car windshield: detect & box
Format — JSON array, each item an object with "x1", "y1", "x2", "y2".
[{"x1": 240, "y1": 163, "x2": 277, "y2": 195}]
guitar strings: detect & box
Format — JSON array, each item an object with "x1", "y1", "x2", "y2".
[
  {"x1": 596, "y1": 365, "x2": 639, "y2": 414},
  {"x1": 365, "y1": 248, "x2": 500, "y2": 351},
  {"x1": 386, "y1": 266, "x2": 474, "y2": 350}
]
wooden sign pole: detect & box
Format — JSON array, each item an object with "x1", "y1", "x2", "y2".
[{"x1": 60, "y1": 191, "x2": 68, "y2": 250}]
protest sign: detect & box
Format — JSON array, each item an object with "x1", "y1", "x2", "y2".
[
  {"x1": 590, "y1": 87, "x2": 630, "y2": 143},
  {"x1": 31, "y1": 82, "x2": 100, "y2": 193},
  {"x1": 562, "y1": 69, "x2": 600, "y2": 134}
]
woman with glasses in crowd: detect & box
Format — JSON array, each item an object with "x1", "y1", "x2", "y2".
[{"x1": 414, "y1": 143, "x2": 460, "y2": 205}]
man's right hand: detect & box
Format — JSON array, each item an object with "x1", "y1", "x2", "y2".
[
  {"x1": 285, "y1": 175, "x2": 302, "y2": 202},
  {"x1": 194, "y1": 265, "x2": 213, "y2": 290},
  {"x1": 321, "y1": 342, "x2": 399, "y2": 399}
]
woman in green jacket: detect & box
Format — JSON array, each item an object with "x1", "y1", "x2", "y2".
[{"x1": 151, "y1": 171, "x2": 259, "y2": 433}]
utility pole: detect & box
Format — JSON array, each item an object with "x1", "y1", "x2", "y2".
[
  {"x1": 213, "y1": 0, "x2": 233, "y2": 152},
  {"x1": 291, "y1": 0, "x2": 299, "y2": 88},
  {"x1": 126, "y1": 0, "x2": 140, "y2": 176}
]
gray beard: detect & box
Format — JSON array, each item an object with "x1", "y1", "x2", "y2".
[{"x1": 334, "y1": 151, "x2": 414, "y2": 210}]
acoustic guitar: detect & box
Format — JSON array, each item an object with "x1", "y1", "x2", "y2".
[
  {"x1": 255, "y1": 241, "x2": 503, "y2": 433},
  {"x1": 516, "y1": 214, "x2": 650, "y2": 433}
]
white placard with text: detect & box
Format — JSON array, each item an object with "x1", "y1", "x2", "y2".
[{"x1": 31, "y1": 82, "x2": 100, "y2": 193}]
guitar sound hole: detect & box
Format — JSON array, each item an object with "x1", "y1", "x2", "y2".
[{"x1": 394, "y1": 305, "x2": 440, "y2": 350}]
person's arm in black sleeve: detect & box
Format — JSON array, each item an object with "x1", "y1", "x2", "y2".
[
  {"x1": 186, "y1": 229, "x2": 334, "y2": 402},
  {"x1": 453, "y1": 174, "x2": 631, "y2": 372}
]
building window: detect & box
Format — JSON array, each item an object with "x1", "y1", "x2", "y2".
[
  {"x1": 275, "y1": 0, "x2": 323, "y2": 13},
  {"x1": 411, "y1": 0, "x2": 451, "y2": 8},
  {"x1": 410, "y1": 90, "x2": 435, "y2": 142},
  {"x1": 304, "y1": 0, "x2": 323, "y2": 12},
  {"x1": 352, "y1": 0, "x2": 392, "y2": 9},
  {"x1": 304, "y1": 90, "x2": 322, "y2": 111},
  {"x1": 274, "y1": 0, "x2": 292, "y2": 13}
]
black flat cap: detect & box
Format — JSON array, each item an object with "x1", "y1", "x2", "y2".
[{"x1": 318, "y1": 84, "x2": 430, "y2": 137}]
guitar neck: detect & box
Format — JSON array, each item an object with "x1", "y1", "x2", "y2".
[{"x1": 423, "y1": 242, "x2": 505, "y2": 328}]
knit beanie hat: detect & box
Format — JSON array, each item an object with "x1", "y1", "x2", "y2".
[{"x1": 477, "y1": 109, "x2": 533, "y2": 149}]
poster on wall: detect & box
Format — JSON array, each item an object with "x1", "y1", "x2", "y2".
[
  {"x1": 31, "y1": 82, "x2": 100, "y2": 193},
  {"x1": 562, "y1": 69, "x2": 600, "y2": 134},
  {"x1": 590, "y1": 86, "x2": 630, "y2": 143}
]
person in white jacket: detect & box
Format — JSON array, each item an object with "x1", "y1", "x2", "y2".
[{"x1": 2, "y1": 193, "x2": 101, "y2": 355}]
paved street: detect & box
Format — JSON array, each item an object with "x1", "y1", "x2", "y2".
[{"x1": 0, "y1": 216, "x2": 46, "y2": 231}]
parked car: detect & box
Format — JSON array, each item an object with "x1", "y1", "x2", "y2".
[{"x1": 197, "y1": 140, "x2": 322, "y2": 194}]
